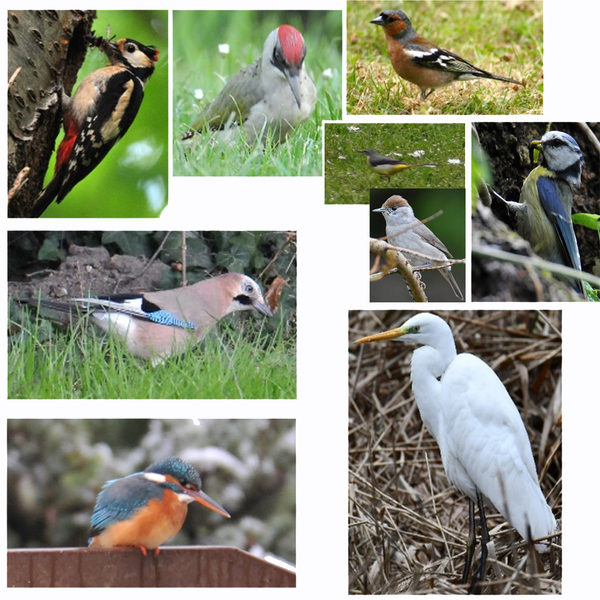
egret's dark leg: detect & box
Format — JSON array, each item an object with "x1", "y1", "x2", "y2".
[
  {"x1": 468, "y1": 490, "x2": 489, "y2": 594},
  {"x1": 476, "y1": 490, "x2": 490, "y2": 582},
  {"x1": 462, "y1": 497, "x2": 476, "y2": 584}
]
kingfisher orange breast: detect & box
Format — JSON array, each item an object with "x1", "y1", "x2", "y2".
[{"x1": 89, "y1": 488, "x2": 188, "y2": 550}]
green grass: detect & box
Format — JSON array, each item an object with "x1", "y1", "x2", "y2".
[
  {"x1": 325, "y1": 122, "x2": 465, "y2": 204},
  {"x1": 173, "y1": 10, "x2": 342, "y2": 176},
  {"x1": 9, "y1": 311, "x2": 296, "y2": 400},
  {"x1": 347, "y1": 0, "x2": 543, "y2": 115}
]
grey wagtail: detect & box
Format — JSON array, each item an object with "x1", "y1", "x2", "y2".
[{"x1": 358, "y1": 149, "x2": 437, "y2": 183}]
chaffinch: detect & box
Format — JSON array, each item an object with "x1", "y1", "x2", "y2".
[
  {"x1": 358, "y1": 149, "x2": 436, "y2": 183},
  {"x1": 497, "y1": 131, "x2": 584, "y2": 292},
  {"x1": 370, "y1": 10, "x2": 522, "y2": 101}
]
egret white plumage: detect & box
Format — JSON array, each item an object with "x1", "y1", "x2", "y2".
[{"x1": 354, "y1": 312, "x2": 557, "y2": 587}]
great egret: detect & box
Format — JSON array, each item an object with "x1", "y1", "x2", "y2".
[{"x1": 354, "y1": 312, "x2": 557, "y2": 587}]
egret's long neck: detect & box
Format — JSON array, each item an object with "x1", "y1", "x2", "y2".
[{"x1": 410, "y1": 339, "x2": 456, "y2": 443}]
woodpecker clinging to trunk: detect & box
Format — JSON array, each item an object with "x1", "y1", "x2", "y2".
[
  {"x1": 29, "y1": 36, "x2": 159, "y2": 218},
  {"x1": 182, "y1": 24, "x2": 316, "y2": 146}
]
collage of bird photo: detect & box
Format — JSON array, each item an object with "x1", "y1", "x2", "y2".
[{"x1": 3, "y1": 0, "x2": 598, "y2": 595}]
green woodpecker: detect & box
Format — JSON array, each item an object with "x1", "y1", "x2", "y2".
[{"x1": 183, "y1": 25, "x2": 316, "y2": 145}]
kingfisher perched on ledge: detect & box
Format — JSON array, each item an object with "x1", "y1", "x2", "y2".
[{"x1": 88, "y1": 457, "x2": 230, "y2": 555}]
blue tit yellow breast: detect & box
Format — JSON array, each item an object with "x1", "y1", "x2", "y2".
[{"x1": 518, "y1": 166, "x2": 576, "y2": 266}]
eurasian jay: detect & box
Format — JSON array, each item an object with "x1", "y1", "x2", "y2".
[
  {"x1": 25, "y1": 272, "x2": 273, "y2": 365},
  {"x1": 373, "y1": 195, "x2": 464, "y2": 300}
]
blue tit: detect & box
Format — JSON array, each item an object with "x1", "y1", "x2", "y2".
[{"x1": 504, "y1": 131, "x2": 584, "y2": 290}]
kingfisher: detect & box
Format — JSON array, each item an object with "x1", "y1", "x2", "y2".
[{"x1": 88, "y1": 456, "x2": 230, "y2": 555}]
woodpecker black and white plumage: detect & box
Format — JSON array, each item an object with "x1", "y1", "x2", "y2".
[{"x1": 30, "y1": 37, "x2": 159, "y2": 218}]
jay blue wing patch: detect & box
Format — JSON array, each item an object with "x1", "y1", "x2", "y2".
[
  {"x1": 146, "y1": 309, "x2": 195, "y2": 330},
  {"x1": 82, "y1": 295, "x2": 196, "y2": 330},
  {"x1": 536, "y1": 176, "x2": 581, "y2": 270},
  {"x1": 88, "y1": 473, "x2": 164, "y2": 538}
]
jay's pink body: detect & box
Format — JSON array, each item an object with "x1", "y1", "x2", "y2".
[{"x1": 30, "y1": 272, "x2": 272, "y2": 363}]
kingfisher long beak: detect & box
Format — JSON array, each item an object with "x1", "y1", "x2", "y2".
[{"x1": 188, "y1": 488, "x2": 231, "y2": 518}]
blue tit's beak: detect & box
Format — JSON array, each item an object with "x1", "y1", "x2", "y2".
[{"x1": 529, "y1": 138, "x2": 543, "y2": 164}]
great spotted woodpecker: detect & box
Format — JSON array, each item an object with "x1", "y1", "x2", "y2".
[{"x1": 30, "y1": 36, "x2": 159, "y2": 218}]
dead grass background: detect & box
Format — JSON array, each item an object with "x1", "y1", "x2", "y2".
[{"x1": 349, "y1": 310, "x2": 562, "y2": 594}]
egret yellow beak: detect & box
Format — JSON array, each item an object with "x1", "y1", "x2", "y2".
[{"x1": 355, "y1": 326, "x2": 406, "y2": 344}]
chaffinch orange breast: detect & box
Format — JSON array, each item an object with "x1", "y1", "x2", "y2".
[{"x1": 370, "y1": 10, "x2": 522, "y2": 101}]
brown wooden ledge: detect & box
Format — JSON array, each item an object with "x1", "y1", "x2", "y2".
[{"x1": 7, "y1": 546, "x2": 296, "y2": 587}]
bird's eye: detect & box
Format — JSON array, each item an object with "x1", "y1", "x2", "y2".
[
  {"x1": 125, "y1": 43, "x2": 136, "y2": 54},
  {"x1": 414, "y1": 326, "x2": 420, "y2": 332}
]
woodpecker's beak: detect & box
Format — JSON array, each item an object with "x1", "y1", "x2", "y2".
[
  {"x1": 285, "y1": 66, "x2": 303, "y2": 109},
  {"x1": 105, "y1": 40, "x2": 120, "y2": 57},
  {"x1": 186, "y1": 488, "x2": 231, "y2": 518},
  {"x1": 355, "y1": 327, "x2": 406, "y2": 344}
]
